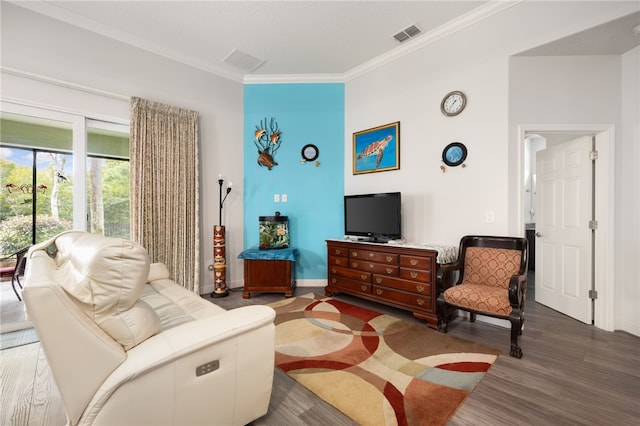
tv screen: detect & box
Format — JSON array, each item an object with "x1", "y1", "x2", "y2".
[{"x1": 344, "y1": 192, "x2": 401, "y2": 242}]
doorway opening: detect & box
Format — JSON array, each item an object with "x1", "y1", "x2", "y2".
[{"x1": 518, "y1": 124, "x2": 615, "y2": 331}]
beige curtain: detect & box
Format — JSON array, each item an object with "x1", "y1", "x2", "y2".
[{"x1": 130, "y1": 97, "x2": 200, "y2": 293}]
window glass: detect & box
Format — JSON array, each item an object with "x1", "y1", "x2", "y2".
[
  {"x1": 0, "y1": 109, "x2": 130, "y2": 256},
  {"x1": 86, "y1": 121, "x2": 130, "y2": 238},
  {"x1": 1, "y1": 113, "x2": 74, "y2": 255}
]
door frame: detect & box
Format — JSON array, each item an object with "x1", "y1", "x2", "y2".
[{"x1": 515, "y1": 124, "x2": 615, "y2": 331}]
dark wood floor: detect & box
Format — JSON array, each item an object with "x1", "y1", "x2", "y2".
[{"x1": 2, "y1": 281, "x2": 639, "y2": 425}]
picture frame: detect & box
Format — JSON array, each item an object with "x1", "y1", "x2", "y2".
[{"x1": 353, "y1": 121, "x2": 400, "y2": 175}]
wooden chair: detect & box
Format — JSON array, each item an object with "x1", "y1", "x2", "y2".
[
  {"x1": 437, "y1": 235, "x2": 528, "y2": 358},
  {"x1": 0, "y1": 246, "x2": 30, "y2": 301}
]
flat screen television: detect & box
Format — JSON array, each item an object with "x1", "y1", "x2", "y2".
[{"x1": 344, "y1": 192, "x2": 402, "y2": 243}]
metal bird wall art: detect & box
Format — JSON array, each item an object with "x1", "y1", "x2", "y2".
[{"x1": 253, "y1": 117, "x2": 282, "y2": 170}]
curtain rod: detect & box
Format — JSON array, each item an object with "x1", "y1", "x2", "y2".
[{"x1": 1, "y1": 67, "x2": 129, "y2": 102}]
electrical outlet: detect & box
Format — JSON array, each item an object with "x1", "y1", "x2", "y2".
[
  {"x1": 282, "y1": 194, "x2": 288, "y2": 203},
  {"x1": 274, "y1": 194, "x2": 280, "y2": 202},
  {"x1": 485, "y1": 211, "x2": 495, "y2": 223}
]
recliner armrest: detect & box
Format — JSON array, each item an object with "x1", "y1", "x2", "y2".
[{"x1": 84, "y1": 305, "x2": 276, "y2": 425}]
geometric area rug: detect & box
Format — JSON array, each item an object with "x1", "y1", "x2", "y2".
[{"x1": 268, "y1": 293, "x2": 500, "y2": 426}]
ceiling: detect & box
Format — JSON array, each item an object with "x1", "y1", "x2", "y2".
[{"x1": 9, "y1": 1, "x2": 640, "y2": 82}]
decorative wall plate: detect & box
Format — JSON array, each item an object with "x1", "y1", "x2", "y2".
[
  {"x1": 301, "y1": 144, "x2": 319, "y2": 161},
  {"x1": 442, "y1": 142, "x2": 467, "y2": 167}
]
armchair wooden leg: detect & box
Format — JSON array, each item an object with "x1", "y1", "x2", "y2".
[
  {"x1": 436, "y1": 295, "x2": 449, "y2": 333},
  {"x1": 508, "y1": 314, "x2": 523, "y2": 358}
]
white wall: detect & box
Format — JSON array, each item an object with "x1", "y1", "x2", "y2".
[
  {"x1": 618, "y1": 46, "x2": 640, "y2": 336},
  {"x1": 1, "y1": 3, "x2": 244, "y2": 294},
  {"x1": 345, "y1": 0, "x2": 638, "y2": 246},
  {"x1": 346, "y1": 56, "x2": 510, "y2": 246},
  {"x1": 346, "y1": 4, "x2": 639, "y2": 334}
]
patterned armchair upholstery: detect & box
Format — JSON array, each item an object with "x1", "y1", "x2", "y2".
[{"x1": 437, "y1": 235, "x2": 528, "y2": 358}]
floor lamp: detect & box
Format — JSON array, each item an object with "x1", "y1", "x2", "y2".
[{"x1": 212, "y1": 176, "x2": 232, "y2": 298}]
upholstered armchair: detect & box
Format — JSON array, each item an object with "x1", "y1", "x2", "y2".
[
  {"x1": 0, "y1": 246, "x2": 29, "y2": 300},
  {"x1": 437, "y1": 235, "x2": 529, "y2": 358},
  {"x1": 23, "y1": 231, "x2": 276, "y2": 425}
]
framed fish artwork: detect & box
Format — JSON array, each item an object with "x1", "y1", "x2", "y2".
[{"x1": 353, "y1": 121, "x2": 400, "y2": 175}]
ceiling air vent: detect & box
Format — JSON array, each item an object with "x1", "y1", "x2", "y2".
[
  {"x1": 393, "y1": 24, "x2": 422, "y2": 43},
  {"x1": 222, "y1": 48, "x2": 265, "y2": 73}
]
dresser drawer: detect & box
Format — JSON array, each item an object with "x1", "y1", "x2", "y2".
[
  {"x1": 329, "y1": 255, "x2": 349, "y2": 267},
  {"x1": 329, "y1": 265, "x2": 371, "y2": 282},
  {"x1": 399, "y1": 254, "x2": 434, "y2": 269},
  {"x1": 371, "y1": 286, "x2": 433, "y2": 313},
  {"x1": 350, "y1": 260, "x2": 398, "y2": 276},
  {"x1": 372, "y1": 275, "x2": 432, "y2": 295},
  {"x1": 329, "y1": 276, "x2": 372, "y2": 294},
  {"x1": 399, "y1": 268, "x2": 432, "y2": 283},
  {"x1": 350, "y1": 249, "x2": 398, "y2": 265},
  {"x1": 328, "y1": 246, "x2": 349, "y2": 257}
]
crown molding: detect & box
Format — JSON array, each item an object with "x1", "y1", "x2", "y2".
[
  {"x1": 9, "y1": 0, "x2": 245, "y2": 84},
  {"x1": 248, "y1": 1, "x2": 522, "y2": 84},
  {"x1": 10, "y1": 0, "x2": 521, "y2": 85},
  {"x1": 244, "y1": 74, "x2": 345, "y2": 85},
  {"x1": 343, "y1": 0, "x2": 522, "y2": 81}
]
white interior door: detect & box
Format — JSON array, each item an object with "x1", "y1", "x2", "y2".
[{"x1": 535, "y1": 136, "x2": 593, "y2": 324}]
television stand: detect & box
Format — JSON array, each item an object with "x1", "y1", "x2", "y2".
[{"x1": 325, "y1": 239, "x2": 440, "y2": 328}]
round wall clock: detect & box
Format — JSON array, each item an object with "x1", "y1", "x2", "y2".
[
  {"x1": 301, "y1": 144, "x2": 319, "y2": 161},
  {"x1": 440, "y1": 90, "x2": 467, "y2": 116},
  {"x1": 442, "y1": 142, "x2": 467, "y2": 167}
]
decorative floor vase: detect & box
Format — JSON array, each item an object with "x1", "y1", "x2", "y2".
[{"x1": 211, "y1": 225, "x2": 229, "y2": 298}]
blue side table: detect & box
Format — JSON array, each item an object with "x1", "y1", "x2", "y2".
[{"x1": 238, "y1": 247, "x2": 298, "y2": 299}]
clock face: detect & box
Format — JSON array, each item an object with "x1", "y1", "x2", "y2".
[
  {"x1": 441, "y1": 91, "x2": 466, "y2": 116},
  {"x1": 442, "y1": 142, "x2": 467, "y2": 167}
]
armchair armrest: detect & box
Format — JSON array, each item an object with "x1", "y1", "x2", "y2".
[
  {"x1": 508, "y1": 273, "x2": 528, "y2": 307},
  {"x1": 436, "y1": 260, "x2": 463, "y2": 294}
]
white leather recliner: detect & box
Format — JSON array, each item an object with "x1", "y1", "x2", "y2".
[{"x1": 23, "y1": 231, "x2": 276, "y2": 426}]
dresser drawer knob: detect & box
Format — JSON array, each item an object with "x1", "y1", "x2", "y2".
[
  {"x1": 361, "y1": 285, "x2": 368, "y2": 292},
  {"x1": 375, "y1": 277, "x2": 382, "y2": 284},
  {"x1": 361, "y1": 274, "x2": 368, "y2": 281},
  {"x1": 416, "y1": 298, "x2": 425, "y2": 306},
  {"x1": 331, "y1": 268, "x2": 336, "y2": 274},
  {"x1": 331, "y1": 278, "x2": 337, "y2": 284},
  {"x1": 353, "y1": 252, "x2": 359, "y2": 258},
  {"x1": 369, "y1": 263, "x2": 374, "y2": 269},
  {"x1": 352, "y1": 262, "x2": 359, "y2": 268},
  {"x1": 386, "y1": 256, "x2": 393, "y2": 263},
  {"x1": 410, "y1": 271, "x2": 418, "y2": 279},
  {"x1": 416, "y1": 284, "x2": 425, "y2": 293},
  {"x1": 410, "y1": 259, "x2": 418, "y2": 266},
  {"x1": 376, "y1": 289, "x2": 383, "y2": 295},
  {"x1": 336, "y1": 249, "x2": 341, "y2": 255},
  {"x1": 369, "y1": 253, "x2": 374, "y2": 258}
]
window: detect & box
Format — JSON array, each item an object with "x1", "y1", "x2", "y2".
[
  {"x1": 86, "y1": 120, "x2": 130, "y2": 239},
  {"x1": 0, "y1": 103, "x2": 129, "y2": 256}
]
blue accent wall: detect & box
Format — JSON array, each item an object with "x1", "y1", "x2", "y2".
[{"x1": 243, "y1": 83, "x2": 344, "y2": 280}]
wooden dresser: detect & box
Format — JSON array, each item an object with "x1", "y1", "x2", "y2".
[{"x1": 325, "y1": 239, "x2": 439, "y2": 328}]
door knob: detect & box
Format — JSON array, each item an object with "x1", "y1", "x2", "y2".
[{"x1": 535, "y1": 232, "x2": 542, "y2": 237}]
